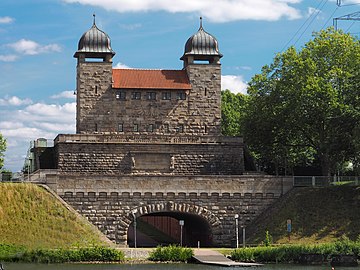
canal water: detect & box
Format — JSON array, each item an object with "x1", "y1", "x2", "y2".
[{"x1": 2, "y1": 263, "x2": 360, "y2": 270}]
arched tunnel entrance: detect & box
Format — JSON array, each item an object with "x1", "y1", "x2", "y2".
[{"x1": 127, "y1": 211, "x2": 213, "y2": 247}]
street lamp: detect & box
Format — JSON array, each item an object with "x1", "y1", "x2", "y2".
[
  {"x1": 131, "y1": 212, "x2": 137, "y2": 248},
  {"x1": 179, "y1": 220, "x2": 184, "y2": 246},
  {"x1": 234, "y1": 214, "x2": 239, "y2": 248}
]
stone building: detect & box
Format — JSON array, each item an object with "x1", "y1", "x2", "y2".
[
  {"x1": 54, "y1": 17, "x2": 244, "y2": 176},
  {"x1": 30, "y1": 18, "x2": 292, "y2": 247}
]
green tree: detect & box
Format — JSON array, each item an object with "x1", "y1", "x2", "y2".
[
  {"x1": 0, "y1": 133, "x2": 6, "y2": 169},
  {"x1": 243, "y1": 28, "x2": 360, "y2": 176},
  {"x1": 221, "y1": 89, "x2": 248, "y2": 136}
]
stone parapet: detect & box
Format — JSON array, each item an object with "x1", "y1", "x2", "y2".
[
  {"x1": 41, "y1": 173, "x2": 293, "y2": 197},
  {"x1": 54, "y1": 134, "x2": 243, "y2": 144}
]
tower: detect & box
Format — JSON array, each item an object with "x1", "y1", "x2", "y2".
[
  {"x1": 180, "y1": 18, "x2": 223, "y2": 135},
  {"x1": 74, "y1": 15, "x2": 115, "y2": 133}
]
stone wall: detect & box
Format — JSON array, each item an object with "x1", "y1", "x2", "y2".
[
  {"x1": 76, "y1": 61, "x2": 113, "y2": 133},
  {"x1": 38, "y1": 173, "x2": 293, "y2": 247},
  {"x1": 76, "y1": 62, "x2": 222, "y2": 136},
  {"x1": 185, "y1": 63, "x2": 221, "y2": 136},
  {"x1": 54, "y1": 135, "x2": 244, "y2": 175}
]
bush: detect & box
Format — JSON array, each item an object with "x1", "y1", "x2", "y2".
[
  {"x1": 148, "y1": 245, "x2": 193, "y2": 262},
  {"x1": 231, "y1": 237, "x2": 360, "y2": 263},
  {"x1": 0, "y1": 244, "x2": 124, "y2": 263}
]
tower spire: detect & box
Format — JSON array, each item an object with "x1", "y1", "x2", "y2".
[
  {"x1": 199, "y1": 16, "x2": 203, "y2": 30},
  {"x1": 93, "y1": 13, "x2": 96, "y2": 25}
]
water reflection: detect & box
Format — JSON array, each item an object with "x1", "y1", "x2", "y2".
[{"x1": 3, "y1": 263, "x2": 360, "y2": 270}]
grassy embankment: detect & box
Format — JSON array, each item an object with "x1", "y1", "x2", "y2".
[
  {"x1": 0, "y1": 183, "x2": 111, "y2": 249},
  {"x1": 246, "y1": 185, "x2": 360, "y2": 245}
]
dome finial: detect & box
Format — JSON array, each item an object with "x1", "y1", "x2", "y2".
[
  {"x1": 93, "y1": 13, "x2": 96, "y2": 25},
  {"x1": 199, "y1": 16, "x2": 203, "y2": 30}
]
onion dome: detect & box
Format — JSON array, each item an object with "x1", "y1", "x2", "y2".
[
  {"x1": 181, "y1": 17, "x2": 222, "y2": 63},
  {"x1": 74, "y1": 14, "x2": 115, "y2": 58}
]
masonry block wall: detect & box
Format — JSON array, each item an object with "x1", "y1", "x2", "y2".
[
  {"x1": 185, "y1": 64, "x2": 221, "y2": 135},
  {"x1": 54, "y1": 135, "x2": 244, "y2": 175},
  {"x1": 45, "y1": 174, "x2": 293, "y2": 247},
  {"x1": 76, "y1": 61, "x2": 113, "y2": 133}
]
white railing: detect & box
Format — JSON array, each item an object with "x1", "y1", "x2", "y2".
[{"x1": 293, "y1": 176, "x2": 359, "y2": 187}]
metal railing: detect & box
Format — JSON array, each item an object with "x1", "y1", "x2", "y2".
[{"x1": 294, "y1": 175, "x2": 359, "y2": 187}]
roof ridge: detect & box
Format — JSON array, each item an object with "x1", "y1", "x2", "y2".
[{"x1": 113, "y1": 68, "x2": 184, "y2": 71}]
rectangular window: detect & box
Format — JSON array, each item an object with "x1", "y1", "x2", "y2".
[
  {"x1": 133, "y1": 124, "x2": 139, "y2": 132},
  {"x1": 177, "y1": 91, "x2": 186, "y2": 100},
  {"x1": 116, "y1": 91, "x2": 126, "y2": 100},
  {"x1": 148, "y1": 124, "x2": 154, "y2": 132},
  {"x1": 132, "y1": 92, "x2": 141, "y2": 100},
  {"x1": 164, "y1": 124, "x2": 170, "y2": 133},
  {"x1": 146, "y1": 92, "x2": 156, "y2": 100},
  {"x1": 118, "y1": 123, "x2": 124, "y2": 132},
  {"x1": 162, "y1": 92, "x2": 171, "y2": 100},
  {"x1": 95, "y1": 123, "x2": 98, "y2": 132}
]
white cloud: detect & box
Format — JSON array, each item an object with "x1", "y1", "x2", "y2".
[
  {"x1": 0, "y1": 16, "x2": 14, "y2": 24},
  {"x1": 51, "y1": 91, "x2": 76, "y2": 99},
  {"x1": 306, "y1": 7, "x2": 322, "y2": 19},
  {"x1": 0, "y1": 54, "x2": 18, "y2": 62},
  {"x1": 63, "y1": 0, "x2": 302, "y2": 22},
  {"x1": 1, "y1": 101, "x2": 76, "y2": 172},
  {"x1": 114, "y1": 62, "x2": 131, "y2": 69},
  {"x1": 221, "y1": 75, "x2": 248, "y2": 94},
  {"x1": 120, "y1": 23, "x2": 142, "y2": 30},
  {"x1": 7, "y1": 39, "x2": 61, "y2": 55},
  {"x1": 0, "y1": 96, "x2": 33, "y2": 106}
]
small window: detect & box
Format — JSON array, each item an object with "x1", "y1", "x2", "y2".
[
  {"x1": 177, "y1": 124, "x2": 184, "y2": 133},
  {"x1": 204, "y1": 125, "x2": 207, "y2": 133},
  {"x1": 162, "y1": 92, "x2": 171, "y2": 100},
  {"x1": 95, "y1": 123, "x2": 98, "y2": 132},
  {"x1": 95, "y1": 86, "x2": 98, "y2": 95},
  {"x1": 132, "y1": 92, "x2": 141, "y2": 100},
  {"x1": 118, "y1": 123, "x2": 124, "y2": 132},
  {"x1": 164, "y1": 124, "x2": 170, "y2": 133},
  {"x1": 146, "y1": 92, "x2": 156, "y2": 100},
  {"x1": 116, "y1": 91, "x2": 126, "y2": 100},
  {"x1": 133, "y1": 124, "x2": 139, "y2": 132},
  {"x1": 148, "y1": 124, "x2": 154, "y2": 132},
  {"x1": 204, "y1": 87, "x2": 207, "y2": 96},
  {"x1": 177, "y1": 91, "x2": 186, "y2": 100}
]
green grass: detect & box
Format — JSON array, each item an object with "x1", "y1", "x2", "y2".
[
  {"x1": 0, "y1": 183, "x2": 110, "y2": 249},
  {"x1": 148, "y1": 245, "x2": 193, "y2": 262},
  {"x1": 231, "y1": 237, "x2": 360, "y2": 263},
  {"x1": 0, "y1": 244, "x2": 125, "y2": 263},
  {"x1": 247, "y1": 186, "x2": 360, "y2": 245}
]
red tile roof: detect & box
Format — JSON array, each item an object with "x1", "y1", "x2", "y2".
[{"x1": 112, "y1": 69, "x2": 191, "y2": 90}]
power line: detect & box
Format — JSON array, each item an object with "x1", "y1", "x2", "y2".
[
  {"x1": 333, "y1": 11, "x2": 360, "y2": 30},
  {"x1": 281, "y1": 0, "x2": 328, "y2": 52},
  {"x1": 322, "y1": 6, "x2": 339, "y2": 29},
  {"x1": 293, "y1": 0, "x2": 329, "y2": 46},
  {"x1": 337, "y1": 0, "x2": 360, "y2": 7},
  {"x1": 345, "y1": 21, "x2": 356, "y2": 32}
]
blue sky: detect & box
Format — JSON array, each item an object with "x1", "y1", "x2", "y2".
[{"x1": 0, "y1": 0, "x2": 359, "y2": 172}]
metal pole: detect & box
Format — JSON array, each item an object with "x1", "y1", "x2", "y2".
[
  {"x1": 242, "y1": 227, "x2": 246, "y2": 248},
  {"x1": 180, "y1": 225, "x2": 183, "y2": 246},
  {"x1": 131, "y1": 212, "x2": 137, "y2": 248},
  {"x1": 235, "y1": 214, "x2": 239, "y2": 248}
]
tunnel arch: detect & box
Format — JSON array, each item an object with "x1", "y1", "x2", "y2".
[{"x1": 119, "y1": 201, "x2": 222, "y2": 247}]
